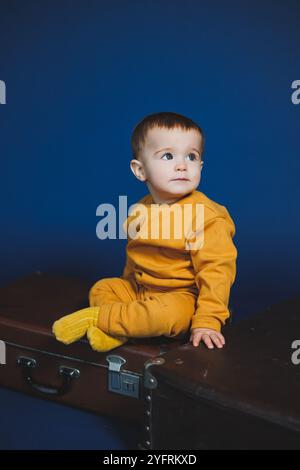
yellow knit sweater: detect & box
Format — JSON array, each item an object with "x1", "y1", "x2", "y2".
[{"x1": 122, "y1": 189, "x2": 237, "y2": 332}]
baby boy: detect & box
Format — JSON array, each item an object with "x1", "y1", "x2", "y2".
[{"x1": 53, "y1": 112, "x2": 237, "y2": 352}]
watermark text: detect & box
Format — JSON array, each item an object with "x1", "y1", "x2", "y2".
[
  {"x1": 0, "y1": 340, "x2": 6, "y2": 365},
  {"x1": 291, "y1": 80, "x2": 300, "y2": 105},
  {"x1": 95, "y1": 196, "x2": 204, "y2": 250},
  {"x1": 0, "y1": 80, "x2": 6, "y2": 104},
  {"x1": 291, "y1": 340, "x2": 300, "y2": 365}
]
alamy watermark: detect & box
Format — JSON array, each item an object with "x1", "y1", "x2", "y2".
[
  {"x1": 0, "y1": 340, "x2": 6, "y2": 365},
  {"x1": 291, "y1": 80, "x2": 300, "y2": 105},
  {"x1": 291, "y1": 340, "x2": 300, "y2": 365},
  {"x1": 95, "y1": 196, "x2": 204, "y2": 250},
  {"x1": 0, "y1": 80, "x2": 6, "y2": 104}
]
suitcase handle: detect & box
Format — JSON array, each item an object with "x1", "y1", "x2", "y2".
[{"x1": 17, "y1": 356, "x2": 80, "y2": 397}]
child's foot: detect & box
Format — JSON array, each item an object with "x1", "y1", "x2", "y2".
[
  {"x1": 87, "y1": 326, "x2": 127, "y2": 352},
  {"x1": 52, "y1": 307, "x2": 100, "y2": 345}
]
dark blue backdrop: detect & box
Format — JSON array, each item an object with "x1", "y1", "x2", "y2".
[
  {"x1": 1, "y1": 0, "x2": 299, "y2": 318},
  {"x1": 1, "y1": 0, "x2": 300, "y2": 452}
]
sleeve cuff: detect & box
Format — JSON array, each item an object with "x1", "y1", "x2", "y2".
[
  {"x1": 191, "y1": 315, "x2": 222, "y2": 332},
  {"x1": 97, "y1": 304, "x2": 111, "y2": 335}
]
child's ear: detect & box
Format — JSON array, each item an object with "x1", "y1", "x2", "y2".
[{"x1": 130, "y1": 159, "x2": 147, "y2": 182}]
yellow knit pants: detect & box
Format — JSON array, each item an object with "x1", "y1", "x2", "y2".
[{"x1": 89, "y1": 277, "x2": 197, "y2": 338}]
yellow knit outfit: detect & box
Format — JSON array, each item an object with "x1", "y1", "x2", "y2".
[{"x1": 53, "y1": 190, "x2": 237, "y2": 351}]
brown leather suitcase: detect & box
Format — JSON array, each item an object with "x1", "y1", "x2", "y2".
[
  {"x1": 0, "y1": 272, "x2": 186, "y2": 424},
  {"x1": 142, "y1": 295, "x2": 300, "y2": 449}
]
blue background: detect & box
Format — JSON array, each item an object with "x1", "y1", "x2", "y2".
[
  {"x1": 0, "y1": 0, "x2": 299, "y2": 449},
  {"x1": 0, "y1": 387, "x2": 140, "y2": 450}
]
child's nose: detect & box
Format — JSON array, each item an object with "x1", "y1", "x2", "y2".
[{"x1": 175, "y1": 159, "x2": 187, "y2": 171}]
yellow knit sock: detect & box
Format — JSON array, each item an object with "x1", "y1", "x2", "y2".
[
  {"x1": 52, "y1": 307, "x2": 100, "y2": 345},
  {"x1": 87, "y1": 326, "x2": 127, "y2": 352}
]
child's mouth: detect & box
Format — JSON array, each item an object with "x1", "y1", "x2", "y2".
[{"x1": 171, "y1": 178, "x2": 190, "y2": 181}]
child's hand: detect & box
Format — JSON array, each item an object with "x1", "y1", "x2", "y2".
[{"x1": 189, "y1": 328, "x2": 225, "y2": 349}]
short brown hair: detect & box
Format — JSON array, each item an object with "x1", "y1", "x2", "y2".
[{"x1": 131, "y1": 111, "x2": 205, "y2": 160}]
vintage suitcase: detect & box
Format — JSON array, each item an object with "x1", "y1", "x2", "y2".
[
  {"x1": 142, "y1": 295, "x2": 300, "y2": 450},
  {"x1": 0, "y1": 272, "x2": 187, "y2": 424}
]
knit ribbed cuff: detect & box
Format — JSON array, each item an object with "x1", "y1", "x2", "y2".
[
  {"x1": 97, "y1": 304, "x2": 111, "y2": 335},
  {"x1": 191, "y1": 315, "x2": 222, "y2": 332}
]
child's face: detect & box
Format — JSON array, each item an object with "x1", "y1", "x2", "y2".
[{"x1": 130, "y1": 126, "x2": 203, "y2": 204}]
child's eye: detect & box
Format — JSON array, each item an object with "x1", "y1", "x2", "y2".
[
  {"x1": 161, "y1": 153, "x2": 173, "y2": 160},
  {"x1": 186, "y1": 153, "x2": 198, "y2": 161}
]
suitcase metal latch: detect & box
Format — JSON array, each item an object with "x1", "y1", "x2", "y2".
[{"x1": 106, "y1": 355, "x2": 140, "y2": 399}]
